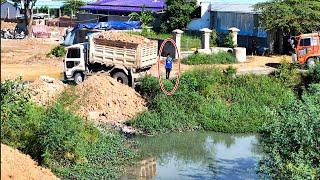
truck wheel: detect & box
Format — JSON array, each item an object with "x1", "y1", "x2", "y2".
[
  {"x1": 74, "y1": 73, "x2": 83, "y2": 84},
  {"x1": 112, "y1": 72, "x2": 129, "y2": 85},
  {"x1": 307, "y1": 58, "x2": 316, "y2": 69}
]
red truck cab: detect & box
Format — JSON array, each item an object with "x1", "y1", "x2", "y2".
[{"x1": 292, "y1": 32, "x2": 320, "y2": 68}]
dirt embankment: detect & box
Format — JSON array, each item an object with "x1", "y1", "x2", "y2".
[
  {"x1": 28, "y1": 76, "x2": 67, "y2": 106},
  {"x1": 73, "y1": 74, "x2": 146, "y2": 123},
  {"x1": 1, "y1": 144, "x2": 59, "y2": 180}
]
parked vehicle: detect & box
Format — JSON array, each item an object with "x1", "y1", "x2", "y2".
[
  {"x1": 292, "y1": 32, "x2": 320, "y2": 68},
  {"x1": 63, "y1": 32, "x2": 158, "y2": 87}
]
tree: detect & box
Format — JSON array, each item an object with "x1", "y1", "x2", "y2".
[
  {"x1": 62, "y1": 0, "x2": 85, "y2": 16},
  {"x1": 160, "y1": 0, "x2": 197, "y2": 33},
  {"x1": 12, "y1": 0, "x2": 37, "y2": 36},
  {"x1": 255, "y1": 0, "x2": 320, "y2": 35},
  {"x1": 129, "y1": 8, "x2": 155, "y2": 27}
]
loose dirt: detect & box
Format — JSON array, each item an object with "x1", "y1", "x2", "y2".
[
  {"x1": 1, "y1": 144, "x2": 59, "y2": 180},
  {"x1": 1, "y1": 21, "x2": 17, "y2": 29},
  {"x1": 95, "y1": 31, "x2": 151, "y2": 44},
  {"x1": 28, "y1": 76, "x2": 67, "y2": 106},
  {"x1": 72, "y1": 74, "x2": 146, "y2": 123},
  {"x1": 1, "y1": 38, "x2": 63, "y2": 82}
]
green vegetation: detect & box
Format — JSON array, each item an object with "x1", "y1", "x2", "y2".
[
  {"x1": 259, "y1": 64, "x2": 320, "y2": 179},
  {"x1": 128, "y1": 30, "x2": 201, "y2": 51},
  {"x1": 129, "y1": 8, "x2": 155, "y2": 27},
  {"x1": 210, "y1": 29, "x2": 218, "y2": 47},
  {"x1": 160, "y1": 0, "x2": 197, "y2": 32},
  {"x1": 49, "y1": 45, "x2": 66, "y2": 57},
  {"x1": 129, "y1": 68, "x2": 295, "y2": 134},
  {"x1": 1, "y1": 78, "x2": 136, "y2": 179},
  {"x1": 255, "y1": 0, "x2": 320, "y2": 35},
  {"x1": 223, "y1": 33, "x2": 235, "y2": 48},
  {"x1": 182, "y1": 52, "x2": 236, "y2": 65},
  {"x1": 39, "y1": 6, "x2": 49, "y2": 14},
  {"x1": 63, "y1": 0, "x2": 85, "y2": 16}
]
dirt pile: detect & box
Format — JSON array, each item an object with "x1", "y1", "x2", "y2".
[
  {"x1": 1, "y1": 21, "x2": 17, "y2": 29},
  {"x1": 28, "y1": 76, "x2": 66, "y2": 106},
  {"x1": 73, "y1": 74, "x2": 146, "y2": 123},
  {"x1": 95, "y1": 31, "x2": 151, "y2": 44},
  {"x1": 1, "y1": 144, "x2": 59, "y2": 180}
]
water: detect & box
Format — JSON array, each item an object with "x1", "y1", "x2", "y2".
[{"x1": 122, "y1": 132, "x2": 262, "y2": 180}]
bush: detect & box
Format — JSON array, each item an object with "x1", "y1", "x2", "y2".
[
  {"x1": 210, "y1": 29, "x2": 218, "y2": 47},
  {"x1": 223, "y1": 66, "x2": 237, "y2": 76},
  {"x1": 128, "y1": 68, "x2": 295, "y2": 134},
  {"x1": 223, "y1": 33, "x2": 235, "y2": 48},
  {"x1": 273, "y1": 61, "x2": 302, "y2": 88},
  {"x1": 182, "y1": 51, "x2": 236, "y2": 65},
  {"x1": 49, "y1": 45, "x2": 66, "y2": 57},
  {"x1": 1, "y1": 79, "x2": 136, "y2": 179},
  {"x1": 308, "y1": 64, "x2": 320, "y2": 84},
  {"x1": 259, "y1": 83, "x2": 320, "y2": 179}
]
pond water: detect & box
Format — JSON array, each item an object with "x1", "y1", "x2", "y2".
[{"x1": 122, "y1": 132, "x2": 262, "y2": 180}]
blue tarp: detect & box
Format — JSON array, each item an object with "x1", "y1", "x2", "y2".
[
  {"x1": 75, "y1": 21, "x2": 141, "y2": 30},
  {"x1": 63, "y1": 21, "x2": 141, "y2": 46}
]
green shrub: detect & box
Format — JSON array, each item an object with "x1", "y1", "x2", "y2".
[
  {"x1": 260, "y1": 83, "x2": 320, "y2": 179},
  {"x1": 129, "y1": 68, "x2": 294, "y2": 134},
  {"x1": 223, "y1": 33, "x2": 235, "y2": 48},
  {"x1": 210, "y1": 29, "x2": 218, "y2": 47},
  {"x1": 182, "y1": 51, "x2": 236, "y2": 65},
  {"x1": 224, "y1": 66, "x2": 237, "y2": 76},
  {"x1": 49, "y1": 45, "x2": 66, "y2": 57},
  {"x1": 1, "y1": 79, "x2": 136, "y2": 179},
  {"x1": 273, "y1": 61, "x2": 302, "y2": 88},
  {"x1": 307, "y1": 64, "x2": 320, "y2": 84}
]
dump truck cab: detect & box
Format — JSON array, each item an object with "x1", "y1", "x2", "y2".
[
  {"x1": 292, "y1": 32, "x2": 320, "y2": 68},
  {"x1": 64, "y1": 43, "x2": 88, "y2": 84}
]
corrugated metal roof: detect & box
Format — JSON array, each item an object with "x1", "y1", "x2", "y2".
[
  {"x1": 210, "y1": 3, "x2": 259, "y2": 13},
  {"x1": 80, "y1": 0, "x2": 165, "y2": 12}
]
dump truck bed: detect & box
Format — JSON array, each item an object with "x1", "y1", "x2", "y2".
[{"x1": 89, "y1": 35, "x2": 158, "y2": 69}]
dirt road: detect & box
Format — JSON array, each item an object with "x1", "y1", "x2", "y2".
[
  {"x1": 1, "y1": 38, "x2": 63, "y2": 81},
  {"x1": 150, "y1": 55, "x2": 290, "y2": 78}
]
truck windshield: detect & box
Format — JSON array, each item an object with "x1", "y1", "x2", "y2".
[
  {"x1": 300, "y1": 38, "x2": 311, "y2": 46},
  {"x1": 67, "y1": 48, "x2": 81, "y2": 58}
]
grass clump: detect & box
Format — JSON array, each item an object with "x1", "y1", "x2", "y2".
[
  {"x1": 48, "y1": 45, "x2": 66, "y2": 57},
  {"x1": 1, "y1": 78, "x2": 136, "y2": 179},
  {"x1": 129, "y1": 68, "x2": 295, "y2": 134},
  {"x1": 182, "y1": 51, "x2": 236, "y2": 65}
]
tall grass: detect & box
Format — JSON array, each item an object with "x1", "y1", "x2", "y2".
[
  {"x1": 182, "y1": 51, "x2": 236, "y2": 65},
  {"x1": 129, "y1": 68, "x2": 295, "y2": 134}
]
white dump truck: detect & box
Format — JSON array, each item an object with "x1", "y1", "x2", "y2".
[{"x1": 63, "y1": 31, "x2": 158, "y2": 87}]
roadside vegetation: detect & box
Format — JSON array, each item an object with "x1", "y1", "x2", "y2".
[
  {"x1": 182, "y1": 51, "x2": 236, "y2": 65},
  {"x1": 260, "y1": 64, "x2": 320, "y2": 179},
  {"x1": 129, "y1": 66, "x2": 295, "y2": 134},
  {"x1": 1, "y1": 78, "x2": 136, "y2": 179},
  {"x1": 128, "y1": 30, "x2": 201, "y2": 51},
  {"x1": 48, "y1": 45, "x2": 66, "y2": 57}
]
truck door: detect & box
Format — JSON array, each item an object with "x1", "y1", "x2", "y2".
[
  {"x1": 297, "y1": 37, "x2": 311, "y2": 64},
  {"x1": 65, "y1": 47, "x2": 85, "y2": 79}
]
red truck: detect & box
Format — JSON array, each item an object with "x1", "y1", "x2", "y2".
[{"x1": 292, "y1": 32, "x2": 320, "y2": 68}]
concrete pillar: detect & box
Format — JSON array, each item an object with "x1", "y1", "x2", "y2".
[
  {"x1": 200, "y1": 28, "x2": 212, "y2": 50},
  {"x1": 228, "y1": 27, "x2": 240, "y2": 47},
  {"x1": 59, "y1": 8, "x2": 61, "y2": 17},
  {"x1": 172, "y1": 29, "x2": 183, "y2": 59}
]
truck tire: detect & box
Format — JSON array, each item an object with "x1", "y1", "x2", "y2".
[
  {"x1": 112, "y1": 72, "x2": 129, "y2": 85},
  {"x1": 307, "y1": 58, "x2": 316, "y2": 69},
  {"x1": 74, "y1": 73, "x2": 83, "y2": 85}
]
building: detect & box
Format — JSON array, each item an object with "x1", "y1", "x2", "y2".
[
  {"x1": 1, "y1": 1, "x2": 21, "y2": 19},
  {"x1": 187, "y1": 0, "x2": 269, "y2": 53},
  {"x1": 79, "y1": 0, "x2": 165, "y2": 22}
]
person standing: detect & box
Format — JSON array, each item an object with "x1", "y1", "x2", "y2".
[{"x1": 165, "y1": 53, "x2": 173, "y2": 79}]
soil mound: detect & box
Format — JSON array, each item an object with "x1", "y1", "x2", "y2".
[
  {"x1": 95, "y1": 31, "x2": 151, "y2": 44},
  {"x1": 1, "y1": 144, "x2": 59, "y2": 180},
  {"x1": 29, "y1": 76, "x2": 66, "y2": 106},
  {"x1": 74, "y1": 74, "x2": 146, "y2": 123}
]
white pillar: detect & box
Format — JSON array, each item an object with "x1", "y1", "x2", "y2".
[
  {"x1": 228, "y1": 27, "x2": 240, "y2": 47},
  {"x1": 172, "y1": 29, "x2": 183, "y2": 59},
  {"x1": 200, "y1": 28, "x2": 212, "y2": 50}
]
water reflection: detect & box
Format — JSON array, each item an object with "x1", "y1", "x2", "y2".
[{"x1": 122, "y1": 132, "x2": 261, "y2": 180}]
